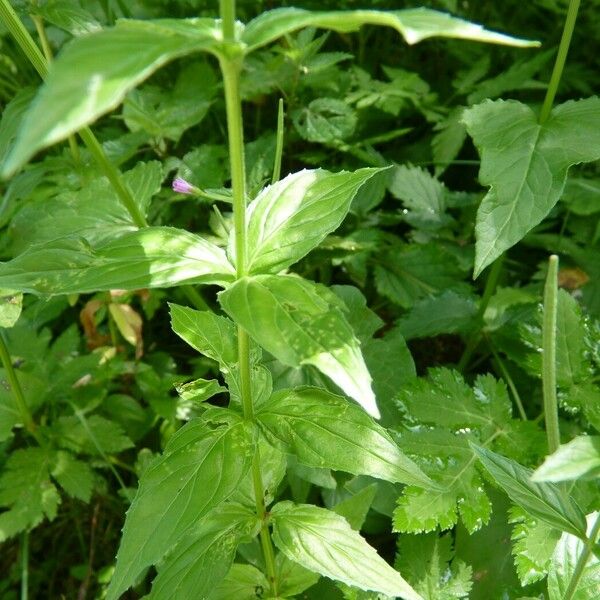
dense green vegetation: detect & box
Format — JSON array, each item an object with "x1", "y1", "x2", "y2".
[{"x1": 0, "y1": 0, "x2": 599, "y2": 598}]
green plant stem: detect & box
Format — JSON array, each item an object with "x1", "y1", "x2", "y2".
[
  {"x1": 0, "y1": 0, "x2": 47, "y2": 77},
  {"x1": 271, "y1": 98, "x2": 284, "y2": 184},
  {"x1": 219, "y1": 1, "x2": 278, "y2": 594},
  {"x1": 20, "y1": 531, "x2": 28, "y2": 600},
  {"x1": 563, "y1": 514, "x2": 600, "y2": 600},
  {"x1": 539, "y1": 0, "x2": 580, "y2": 123},
  {"x1": 489, "y1": 342, "x2": 527, "y2": 420},
  {"x1": 0, "y1": 331, "x2": 44, "y2": 445},
  {"x1": 542, "y1": 255, "x2": 560, "y2": 453},
  {"x1": 77, "y1": 128, "x2": 147, "y2": 227},
  {"x1": 0, "y1": 0, "x2": 147, "y2": 228},
  {"x1": 457, "y1": 255, "x2": 504, "y2": 372}
]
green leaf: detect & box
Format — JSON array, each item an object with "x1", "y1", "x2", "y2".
[
  {"x1": 470, "y1": 444, "x2": 588, "y2": 538},
  {"x1": 219, "y1": 274, "x2": 379, "y2": 418},
  {"x1": 395, "y1": 290, "x2": 478, "y2": 340},
  {"x1": 532, "y1": 436, "x2": 600, "y2": 482},
  {"x1": 395, "y1": 532, "x2": 473, "y2": 600},
  {"x1": 547, "y1": 513, "x2": 600, "y2": 600},
  {"x1": 148, "y1": 504, "x2": 260, "y2": 600},
  {"x1": 509, "y1": 508, "x2": 561, "y2": 585},
  {"x1": 106, "y1": 419, "x2": 255, "y2": 600},
  {"x1": 169, "y1": 304, "x2": 238, "y2": 371},
  {"x1": 51, "y1": 450, "x2": 94, "y2": 503},
  {"x1": 243, "y1": 7, "x2": 539, "y2": 52},
  {"x1": 10, "y1": 161, "x2": 163, "y2": 252},
  {"x1": 0, "y1": 88, "x2": 35, "y2": 164},
  {"x1": 388, "y1": 165, "x2": 451, "y2": 231},
  {"x1": 374, "y1": 244, "x2": 465, "y2": 308},
  {"x1": 32, "y1": 0, "x2": 102, "y2": 36},
  {"x1": 333, "y1": 483, "x2": 378, "y2": 531},
  {"x1": 211, "y1": 564, "x2": 269, "y2": 600},
  {"x1": 257, "y1": 387, "x2": 433, "y2": 488},
  {"x1": 0, "y1": 448, "x2": 60, "y2": 542},
  {"x1": 432, "y1": 107, "x2": 467, "y2": 177},
  {"x1": 53, "y1": 415, "x2": 133, "y2": 455},
  {"x1": 236, "y1": 168, "x2": 379, "y2": 274},
  {"x1": 271, "y1": 501, "x2": 423, "y2": 600},
  {"x1": 0, "y1": 227, "x2": 235, "y2": 294},
  {"x1": 3, "y1": 18, "x2": 222, "y2": 176},
  {"x1": 276, "y1": 554, "x2": 321, "y2": 598},
  {"x1": 175, "y1": 378, "x2": 227, "y2": 405},
  {"x1": 293, "y1": 98, "x2": 357, "y2": 143},
  {"x1": 0, "y1": 290, "x2": 23, "y2": 328},
  {"x1": 462, "y1": 98, "x2": 600, "y2": 276}
]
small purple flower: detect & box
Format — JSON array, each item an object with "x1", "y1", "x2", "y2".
[{"x1": 172, "y1": 177, "x2": 196, "y2": 195}]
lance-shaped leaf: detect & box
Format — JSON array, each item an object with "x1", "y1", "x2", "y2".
[
  {"x1": 169, "y1": 304, "x2": 238, "y2": 372},
  {"x1": 0, "y1": 227, "x2": 235, "y2": 294},
  {"x1": 242, "y1": 7, "x2": 539, "y2": 51},
  {"x1": 148, "y1": 504, "x2": 260, "y2": 600},
  {"x1": 532, "y1": 437, "x2": 600, "y2": 483},
  {"x1": 106, "y1": 419, "x2": 255, "y2": 600},
  {"x1": 3, "y1": 19, "x2": 222, "y2": 176},
  {"x1": 218, "y1": 274, "x2": 379, "y2": 418},
  {"x1": 271, "y1": 501, "x2": 423, "y2": 600},
  {"x1": 471, "y1": 444, "x2": 588, "y2": 539},
  {"x1": 257, "y1": 387, "x2": 433, "y2": 488},
  {"x1": 463, "y1": 98, "x2": 600, "y2": 276},
  {"x1": 232, "y1": 167, "x2": 380, "y2": 274}
]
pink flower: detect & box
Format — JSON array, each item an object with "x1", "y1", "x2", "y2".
[{"x1": 172, "y1": 177, "x2": 196, "y2": 195}]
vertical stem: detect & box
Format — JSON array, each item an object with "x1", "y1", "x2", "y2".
[
  {"x1": 539, "y1": 0, "x2": 580, "y2": 124},
  {"x1": 20, "y1": 531, "x2": 29, "y2": 600},
  {"x1": 563, "y1": 514, "x2": 600, "y2": 600},
  {"x1": 219, "y1": 1, "x2": 278, "y2": 594},
  {"x1": 0, "y1": 331, "x2": 43, "y2": 445},
  {"x1": 271, "y1": 98, "x2": 284, "y2": 184},
  {"x1": 542, "y1": 255, "x2": 560, "y2": 453}
]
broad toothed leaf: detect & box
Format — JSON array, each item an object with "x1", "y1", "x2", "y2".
[
  {"x1": 271, "y1": 501, "x2": 423, "y2": 600},
  {"x1": 219, "y1": 274, "x2": 379, "y2": 418},
  {"x1": 463, "y1": 97, "x2": 600, "y2": 276},
  {"x1": 233, "y1": 167, "x2": 380, "y2": 274},
  {"x1": 106, "y1": 419, "x2": 255, "y2": 600},
  {"x1": 257, "y1": 387, "x2": 433, "y2": 488}
]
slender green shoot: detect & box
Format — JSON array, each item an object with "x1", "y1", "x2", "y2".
[
  {"x1": 542, "y1": 255, "x2": 560, "y2": 453},
  {"x1": 539, "y1": 0, "x2": 581, "y2": 123},
  {"x1": 0, "y1": 331, "x2": 44, "y2": 446},
  {"x1": 272, "y1": 98, "x2": 284, "y2": 184},
  {"x1": 20, "y1": 531, "x2": 28, "y2": 600}
]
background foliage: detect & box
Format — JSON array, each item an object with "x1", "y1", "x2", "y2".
[{"x1": 0, "y1": 0, "x2": 599, "y2": 598}]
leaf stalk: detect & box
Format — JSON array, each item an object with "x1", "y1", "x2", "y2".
[{"x1": 539, "y1": 0, "x2": 580, "y2": 123}]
